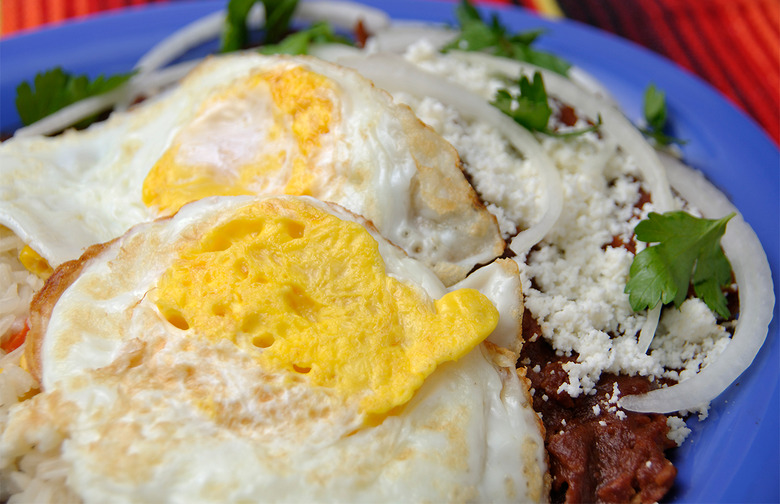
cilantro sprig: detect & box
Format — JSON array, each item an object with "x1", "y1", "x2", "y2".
[
  {"x1": 640, "y1": 84, "x2": 686, "y2": 147},
  {"x1": 625, "y1": 211, "x2": 735, "y2": 319},
  {"x1": 259, "y1": 21, "x2": 351, "y2": 55},
  {"x1": 221, "y1": 0, "x2": 299, "y2": 52},
  {"x1": 442, "y1": 0, "x2": 570, "y2": 76},
  {"x1": 492, "y1": 71, "x2": 600, "y2": 136},
  {"x1": 222, "y1": 0, "x2": 351, "y2": 55},
  {"x1": 15, "y1": 67, "x2": 134, "y2": 128}
]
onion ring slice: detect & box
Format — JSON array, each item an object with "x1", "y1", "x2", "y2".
[{"x1": 620, "y1": 155, "x2": 775, "y2": 413}]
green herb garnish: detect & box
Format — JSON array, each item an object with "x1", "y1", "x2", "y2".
[
  {"x1": 492, "y1": 71, "x2": 600, "y2": 136},
  {"x1": 221, "y1": 0, "x2": 299, "y2": 52},
  {"x1": 493, "y1": 72, "x2": 551, "y2": 131},
  {"x1": 640, "y1": 84, "x2": 686, "y2": 147},
  {"x1": 15, "y1": 67, "x2": 134, "y2": 128},
  {"x1": 259, "y1": 21, "x2": 351, "y2": 55},
  {"x1": 442, "y1": 0, "x2": 570, "y2": 76},
  {"x1": 625, "y1": 211, "x2": 735, "y2": 318}
]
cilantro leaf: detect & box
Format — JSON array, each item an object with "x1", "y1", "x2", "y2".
[
  {"x1": 221, "y1": 0, "x2": 299, "y2": 53},
  {"x1": 262, "y1": 0, "x2": 299, "y2": 44},
  {"x1": 492, "y1": 73, "x2": 552, "y2": 132},
  {"x1": 492, "y1": 71, "x2": 601, "y2": 137},
  {"x1": 644, "y1": 84, "x2": 667, "y2": 131},
  {"x1": 259, "y1": 21, "x2": 351, "y2": 55},
  {"x1": 221, "y1": 0, "x2": 259, "y2": 52},
  {"x1": 454, "y1": 0, "x2": 483, "y2": 27},
  {"x1": 640, "y1": 84, "x2": 686, "y2": 147},
  {"x1": 442, "y1": 0, "x2": 570, "y2": 76},
  {"x1": 15, "y1": 67, "x2": 133, "y2": 128},
  {"x1": 625, "y1": 211, "x2": 735, "y2": 318}
]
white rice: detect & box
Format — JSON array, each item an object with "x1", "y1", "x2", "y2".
[
  {"x1": 0, "y1": 228, "x2": 75, "y2": 503},
  {"x1": 0, "y1": 227, "x2": 42, "y2": 420},
  {"x1": 0, "y1": 227, "x2": 43, "y2": 341}
]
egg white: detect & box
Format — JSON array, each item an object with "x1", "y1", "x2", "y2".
[
  {"x1": 0, "y1": 53, "x2": 503, "y2": 285},
  {"x1": 1, "y1": 196, "x2": 546, "y2": 503}
]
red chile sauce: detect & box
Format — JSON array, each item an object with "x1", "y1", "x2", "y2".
[
  {"x1": 519, "y1": 312, "x2": 677, "y2": 503},
  {"x1": 511, "y1": 97, "x2": 732, "y2": 503}
]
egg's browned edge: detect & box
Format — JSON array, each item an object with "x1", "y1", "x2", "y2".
[
  {"x1": 330, "y1": 59, "x2": 505, "y2": 286},
  {"x1": 24, "y1": 206, "x2": 183, "y2": 386},
  {"x1": 25, "y1": 239, "x2": 118, "y2": 385}
]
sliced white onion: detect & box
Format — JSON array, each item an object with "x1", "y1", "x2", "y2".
[
  {"x1": 566, "y1": 66, "x2": 620, "y2": 108},
  {"x1": 620, "y1": 155, "x2": 775, "y2": 413},
  {"x1": 637, "y1": 304, "x2": 662, "y2": 354},
  {"x1": 308, "y1": 42, "x2": 366, "y2": 61},
  {"x1": 296, "y1": 1, "x2": 391, "y2": 33},
  {"x1": 115, "y1": 60, "x2": 201, "y2": 111},
  {"x1": 13, "y1": 60, "x2": 200, "y2": 138},
  {"x1": 448, "y1": 51, "x2": 676, "y2": 213},
  {"x1": 138, "y1": 3, "x2": 288, "y2": 76},
  {"x1": 134, "y1": 11, "x2": 227, "y2": 75},
  {"x1": 13, "y1": 86, "x2": 128, "y2": 139},
  {"x1": 134, "y1": 5, "x2": 267, "y2": 76},
  {"x1": 368, "y1": 23, "x2": 457, "y2": 54},
  {"x1": 328, "y1": 52, "x2": 562, "y2": 255}
]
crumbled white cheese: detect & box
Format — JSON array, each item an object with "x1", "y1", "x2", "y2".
[
  {"x1": 666, "y1": 416, "x2": 692, "y2": 446},
  {"x1": 392, "y1": 92, "x2": 540, "y2": 238},
  {"x1": 592, "y1": 404, "x2": 601, "y2": 416},
  {"x1": 687, "y1": 404, "x2": 711, "y2": 422},
  {"x1": 399, "y1": 42, "x2": 733, "y2": 404},
  {"x1": 609, "y1": 383, "x2": 621, "y2": 404},
  {"x1": 657, "y1": 298, "x2": 728, "y2": 345}
]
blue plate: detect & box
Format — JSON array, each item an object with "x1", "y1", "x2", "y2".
[{"x1": 1, "y1": 1, "x2": 778, "y2": 501}]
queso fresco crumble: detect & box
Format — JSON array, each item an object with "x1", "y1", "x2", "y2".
[{"x1": 395, "y1": 40, "x2": 732, "y2": 434}]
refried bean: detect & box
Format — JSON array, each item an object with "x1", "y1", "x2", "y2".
[{"x1": 519, "y1": 312, "x2": 677, "y2": 504}]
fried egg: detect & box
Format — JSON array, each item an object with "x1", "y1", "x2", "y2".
[
  {"x1": 3, "y1": 195, "x2": 547, "y2": 503},
  {"x1": 0, "y1": 53, "x2": 503, "y2": 286}
]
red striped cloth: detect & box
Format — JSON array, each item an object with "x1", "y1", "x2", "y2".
[
  {"x1": 1, "y1": 0, "x2": 778, "y2": 145},
  {"x1": 1, "y1": 0, "x2": 162, "y2": 31},
  {"x1": 552, "y1": 0, "x2": 780, "y2": 146}
]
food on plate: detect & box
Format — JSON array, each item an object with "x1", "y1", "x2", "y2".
[
  {"x1": 1, "y1": 195, "x2": 545, "y2": 503},
  {"x1": 342, "y1": 38, "x2": 772, "y2": 501},
  {"x1": 0, "y1": 0, "x2": 775, "y2": 503},
  {"x1": 0, "y1": 53, "x2": 503, "y2": 286}
]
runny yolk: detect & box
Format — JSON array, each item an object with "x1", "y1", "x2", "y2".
[
  {"x1": 142, "y1": 66, "x2": 337, "y2": 216},
  {"x1": 19, "y1": 245, "x2": 53, "y2": 280},
  {"x1": 153, "y1": 198, "x2": 499, "y2": 417}
]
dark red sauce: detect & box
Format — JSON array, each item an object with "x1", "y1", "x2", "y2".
[{"x1": 519, "y1": 313, "x2": 677, "y2": 503}]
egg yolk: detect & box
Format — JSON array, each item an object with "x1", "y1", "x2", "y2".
[
  {"x1": 19, "y1": 245, "x2": 53, "y2": 280},
  {"x1": 152, "y1": 199, "x2": 499, "y2": 417},
  {"x1": 142, "y1": 66, "x2": 337, "y2": 216}
]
